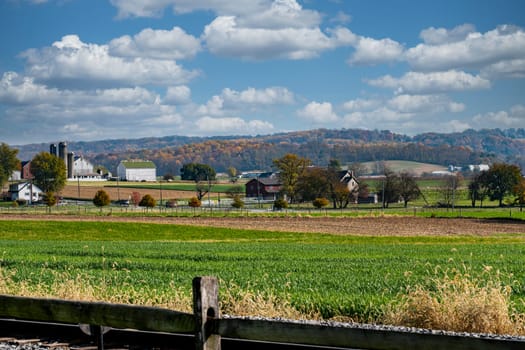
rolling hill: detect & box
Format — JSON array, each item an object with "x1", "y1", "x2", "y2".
[{"x1": 12, "y1": 128, "x2": 525, "y2": 176}]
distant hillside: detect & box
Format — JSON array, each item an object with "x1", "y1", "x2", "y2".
[{"x1": 13, "y1": 128, "x2": 525, "y2": 175}]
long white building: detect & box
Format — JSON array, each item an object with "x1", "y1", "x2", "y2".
[{"x1": 117, "y1": 160, "x2": 157, "y2": 181}]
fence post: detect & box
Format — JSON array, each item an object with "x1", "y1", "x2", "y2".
[{"x1": 193, "y1": 276, "x2": 220, "y2": 350}]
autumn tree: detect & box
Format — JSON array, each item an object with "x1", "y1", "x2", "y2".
[
  {"x1": 296, "y1": 167, "x2": 330, "y2": 202},
  {"x1": 93, "y1": 190, "x2": 111, "y2": 209},
  {"x1": 195, "y1": 181, "x2": 212, "y2": 201},
  {"x1": 328, "y1": 174, "x2": 352, "y2": 208},
  {"x1": 130, "y1": 191, "x2": 141, "y2": 206},
  {"x1": 398, "y1": 172, "x2": 421, "y2": 208},
  {"x1": 468, "y1": 171, "x2": 489, "y2": 208},
  {"x1": 483, "y1": 163, "x2": 522, "y2": 207},
  {"x1": 273, "y1": 153, "x2": 311, "y2": 203},
  {"x1": 0, "y1": 143, "x2": 20, "y2": 189},
  {"x1": 377, "y1": 168, "x2": 401, "y2": 208},
  {"x1": 30, "y1": 152, "x2": 66, "y2": 194},
  {"x1": 439, "y1": 173, "x2": 462, "y2": 208},
  {"x1": 180, "y1": 163, "x2": 216, "y2": 182},
  {"x1": 227, "y1": 166, "x2": 238, "y2": 183},
  {"x1": 514, "y1": 178, "x2": 525, "y2": 211},
  {"x1": 181, "y1": 163, "x2": 216, "y2": 200}
]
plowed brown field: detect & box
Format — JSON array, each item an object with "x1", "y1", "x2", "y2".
[
  {"x1": 60, "y1": 184, "x2": 192, "y2": 201},
  {"x1": 1, "y1": 214, "x2": 524, "y2": 236}
]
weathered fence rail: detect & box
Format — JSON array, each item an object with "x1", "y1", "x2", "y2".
[{"x1": 1, "y1": 276, "x2": 524, "y2": 350}]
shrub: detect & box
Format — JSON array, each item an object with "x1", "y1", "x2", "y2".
[
  {"x1": 43, "y1": 192, "x2": 57, "y2": 207},
  {"x1": 139, "y1": 194, "x2": 156, "y2": 208},
  {"x1": 231, "y1": 195, "x2": 244, "y2": 209},
  {"x1": 273, "y1": 198, "x2": 288, "y2": 210},
  {"x1": 188, "y1": 196, "x2": 201, "y2": 208},
  {"x1": 312, "y1": 197, "x2": 329, "y2": 209},
  {"x1": 93, "y1": 190, "x2": 110, "y2": 208}
]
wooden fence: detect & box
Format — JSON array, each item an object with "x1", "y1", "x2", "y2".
[{"x1": 1, "y1": 276, "x2": 524, "y2": 350}]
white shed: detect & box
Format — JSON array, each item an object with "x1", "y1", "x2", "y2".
[
  {"x1": 8, "y1": 182, "x2": 43, "y2": 203},
  {"x1": 117, "y1": 160, "x2": 157, "y2": 181}
]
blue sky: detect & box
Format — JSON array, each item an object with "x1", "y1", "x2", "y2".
[{"x1": 1, "y1": 0, "x2": 524, "y2": 145}]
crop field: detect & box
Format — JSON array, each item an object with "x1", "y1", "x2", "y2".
[{"x1": 1, "y1": 218, "x2": 525, "y2": 323}]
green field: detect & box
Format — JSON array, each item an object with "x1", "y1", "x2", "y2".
[{"x1": 1, "y1": 220, "x2": 524, "y2": 321}]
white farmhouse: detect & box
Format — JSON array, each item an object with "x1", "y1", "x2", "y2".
[
  {"x1": 8, "y1": 182, "x2": 43, "y2": 203},
  {"x1": 117, "y1": 160, "x2": 157, "y2": 181}
]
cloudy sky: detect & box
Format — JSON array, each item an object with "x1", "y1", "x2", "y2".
[{"x1": 1, "y1": 0, "x2": 524, "y2": 145}]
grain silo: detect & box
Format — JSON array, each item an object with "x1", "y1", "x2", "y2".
[
  {"x1": 58, "y1": 142, "x2": 67, "y2": 173},
  {"x1": 67, "y1": 152, "x2": 75, "y2": 179},
  {"x1": 50, "y1": 143, "x2": 58, "y2": 157}
]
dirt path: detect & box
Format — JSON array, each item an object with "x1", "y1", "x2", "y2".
[{"x1": 1, "y1": 214, "x2": 524, "y2": 236}]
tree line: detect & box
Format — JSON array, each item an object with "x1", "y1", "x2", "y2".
[{"x1": 2, "y1": 143, "x2": 524, "y2": 210}]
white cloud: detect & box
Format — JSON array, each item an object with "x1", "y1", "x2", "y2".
[
  {"x1": 472, "y1": 105, "x2": 525, "y2": 128},
  {"x1": 109, "y1": 0, "x2": 319, "y2": 26},
  {"x1": 406, "y1": 25, "x2": 525, "y2": 72},
  {"x1": 297, "y1": 101, "x2": 339, "y2": 123},
  {"x1": 419, "y1": 24, "x2": 476, "y2": 45},
  {"x1": 110, "y1": 0, "x2": 266, "y2": 18},
  {"x1": 481, "y1": 59, "x2": 525, "y2": 79},
  {"x1": 443, "y1": 119, "x2": 471, "y2": 133},
  {"x1": 203, "y1": 16, "x2": 355, "y2": 60},
  {"x1": 330, "y1": 11, "x2": 352, "y2": 25},
  {"x1": 0, "y1": 70, "x2": 194, "y2": 142},
  {"x1": 195, "y1": 86, "x2": 295, "y2": 125},
  {"x1": 221, "y1": 86, "x2": 294, "y2": 105},
  {"x1": 367, "y1": 70, "x2": 491, "y2": 94},
  {"x1": 197, "y1": 95, "x2": 225, "y2": 117},
  {"x1": 388, "y1": 94, "x2": 465, "y2": 114},
  {"x1": 109, "y1": 27, "x2": 201, "y2": 60},
  {"x1": 342, "y1": 98, "x2": 381, "y2": 111},
  {"x1": 236, "y1": 0, "x2": 321, "y2": 29},
  {"x1": 21, "y1": 35, "x2": 199, "y2": 88},
  {"x1": 164, "y1": 86, "x2": 192, "y2": 105},
  {"x1": 197, "y1": 86, "x2": 294, "y2": 116},
  {"x1": 0, "y1": 71, "x2": 159, "y2": 106},
  {"x1": 348, "y1": 36, "x2": 404, "y2": 65},
  {"x1": 195, "y1": 116, "x2": 274, "y2": 135}
]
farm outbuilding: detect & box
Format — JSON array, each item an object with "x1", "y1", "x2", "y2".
[
  {"x1": 117, "y1": 160, "x2": 157, "y2": 181},
  {"x1": 245, "y1": 176, "x2": 282, "y2": 200},
  {"x1": 8, "y1": 182, "x2": 43, "y2": 203}
]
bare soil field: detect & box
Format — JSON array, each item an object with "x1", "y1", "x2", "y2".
[
  {"x1": 60, "y1": 184, "x2": 192, "y2": 201},
  {"x1": 1, "y1": 214, "x2": 524, "y2": 236}
]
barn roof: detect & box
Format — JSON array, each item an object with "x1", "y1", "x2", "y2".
[{"x1": 120, "y1": 160, "x2": 156, "y2": 169}]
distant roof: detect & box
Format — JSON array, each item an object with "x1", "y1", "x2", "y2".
[
  {"x1": 253, "y1": 177, "x2": 281, "y2": 186},
  {"x1": 120, "y1": 160, "x2": 156, "y2": 169}
]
